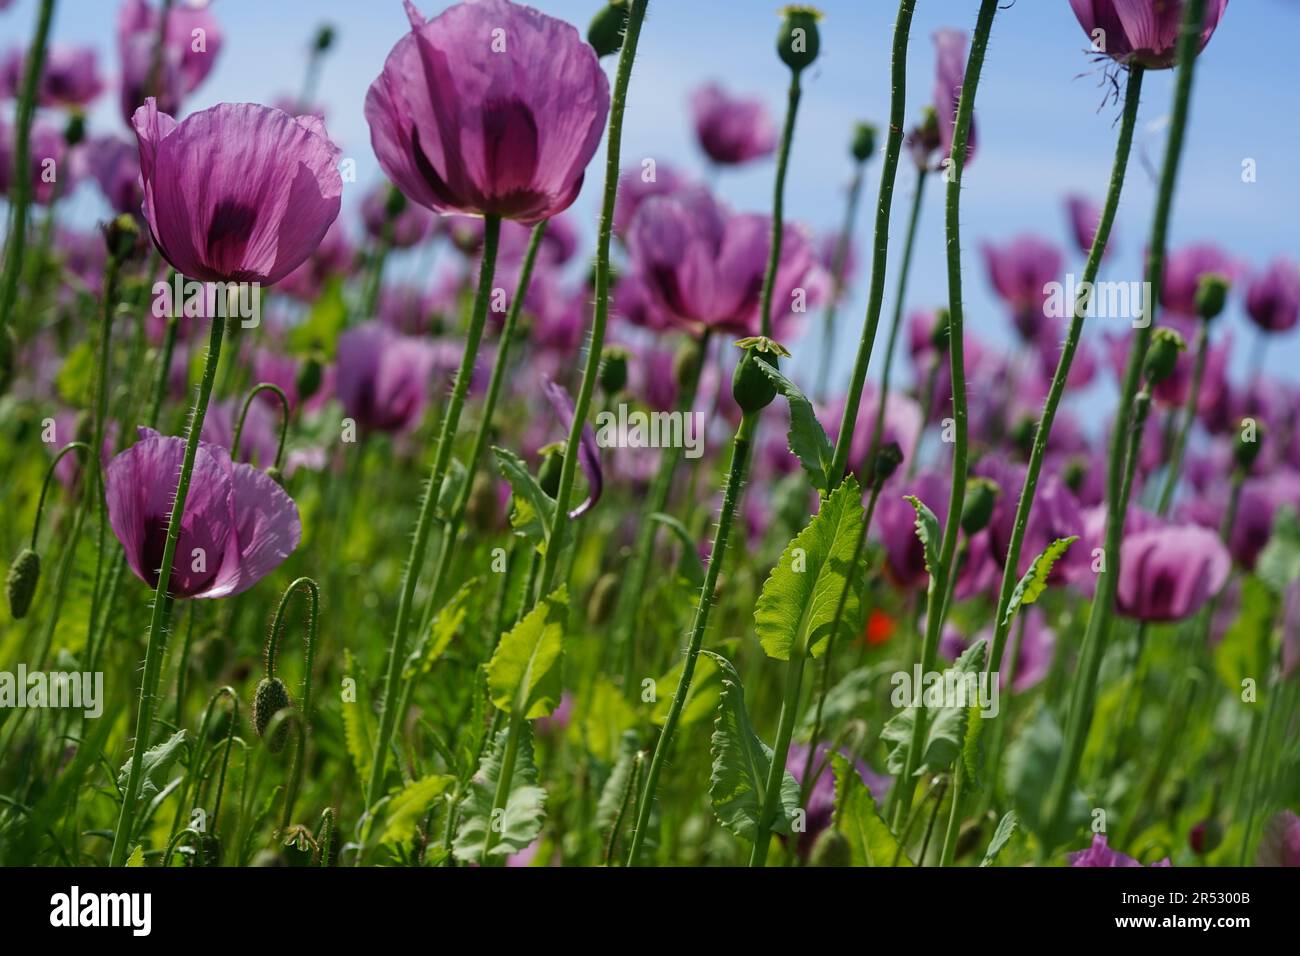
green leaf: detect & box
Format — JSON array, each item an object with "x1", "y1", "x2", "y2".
[
  {"x1": 379, "y1": 774, "x2": 455, "y2": 846},
  {"x1": 980, "y1": 811, "x2": 1019, "y2": 867},
  {"x1": 705, "y1": 651, "x2": 800, "y2": 841},
  {"x1": 117, "y1": 729, "x2": 186, "y2": 803},
  {"x1": 402, "y1": 579, "x2": 476, "y2": 680},
  {"x1": 575, "y1": 678, "x2": 637, "y2": 764},
  {"x1": 452, "y1": 725, "x2": 546, "y2": 862},
  {"x1": 341, "y1": 649, "x2": 372, "y2": 784},
  {"x1": 962, "y1": 702, "x2": 985, "y2": 792},
  {"x1": 754, "y1": 359, "x2": 836, "y2": 496},
  {"x1": 125, "y1": 845, "x2": 145, "y2": 868},
  {"x1": 288, "y1": 276, "x2": 346, "y2": 357},
  {"x1": 1257, "y1": 507, "x2": 1300, "y2": 596},
  {"x1": 595, "y1": 731, "x2": 641, "y2": 833},
  {"x1": 1003, "y1": 536, "x2": 1078, "y2": 627},
  {"x1": 493, "y1": 447, "x2": 556, "y2": 547},
  {"x1": 56, "y1": 341, "x2": 96, "y2": 407},
  {"x1": 1214, "y1": 575, "x2": 1277, "y2": 695},
  {"x1": 754, "y1": 477, "x2": 866, "y2": 661},
  {"x1": 903, "y1": 495, "x2": 941, "y2": 580},
  {"x1": 831, "y1": 753, "x2": 912, "y2": 866},
  {"x1": 881, "y1": 640, "x2": 988, "y2": 777},
  {"x1": 486, "y1": 587, "x2": 567, "y2": 718},
  {"x1": 648, "y1": 512, "x2": 704, "y2": 588},
  {"x1": 1004, "y1": 704, "x2": 1089, "y2": 846}
]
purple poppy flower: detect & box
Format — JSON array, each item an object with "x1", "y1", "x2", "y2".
[
  {"x1": 1064, "y1": 194, "x2": 1113, "y2": 260},
  {"x1": 785, "y1": 742, "x2": 891, "y2": 859},
  {"x1": 933, "y1": 29, "x2": 976, "y2": 167},
  {"x1": 1160, "y1": 242, "x2": 1240, "y2": 317},
  {"x1": 980, "y1": 457, "x2": 1084, "y2": 581},
  {"x1": 1068, "y1": 0, "x2": 1229, "y2": 70},
  {"x1": 689, "y1": 82, "x2": 777, "y2": 167},
  {"x1": 361, "y1": 180, "x2": 438, "y2": 249},
  {"x1": 0, "y1": 118, "x2": 75, "y2": 205},
  {"x1": 627, "y1": 188, "x2": 820, "y2": 338},
  {"x1": 366, "y1": 0, "x2": 609, "y2": 225},
  {"x1": 1, "y1": 44, "x2": 104, "y2": 107},
  {"x1": 1257, "y1": 810, "x2": 1300, "y2": 867},
  {"x1": 106, "y1": 427, "x2": 300, "y2": 599},
  {"x1": 1245, "y1": 258, "x2": 1300, "y2": 333},
  {"x1": 1184, "y1": 470, "x2": 1300, "y2": 570},
  {"x1": 1069, "y1": 834, "x2": 1170, "y2": 867},
  {"x1": 117, "y1": 0, "x2": 223, "y2": 124},
  {"x1": 614, "y1": 161, "x2": 692, "y2": 239},
  {"x1": 335, "y1": 321, "x2": 445, "y2": 435},
  {"x1": 612, "y1": 272, "x2": 674, "y2": 333},
  {"x1": 820, "y1": 385, "x2": 924, "y2": 479},
  {"x1": 1116, "y1": 522, "x2": 1231, "y2": 622},
  {"x1": 876, "y1": 471, "x2": 949, "y2": 590},
  {"x1": 86, "y1": 135, "x2": 143, "y2": 216},
  {"x1": 982, "y1": 235, "x2": 1063, "y2": 343},
  {"x1": 132, "y1": 98, "x2": 343, "y2": 284},
  {"x1": 543, "y1": 380, "x2": 602, "y2": 519}
]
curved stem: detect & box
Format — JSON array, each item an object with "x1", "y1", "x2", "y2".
[
  {"x1": 758, "y1": 71, "x2": 802, "y2": 339},
  {"x1": 29, "y1": 442, "x2": 89, "y2": 549},
  {"x1": 536, "y1": 0, "x2": 648, "y2": 600},
  {"x1": 1155, "y1": 318, "x2": 1208, "y2": 515},
  {"x1": 627, "y1": 410, "x2": 757, "y2": 865},
  {"x1": 892, "y1": 0, "x2": 1000, "y2": 827},
  {"x1": 265, "y1": 576, "x2": 320, "y2": 829},
  {"x1": 1043, "y1": 0, "x2": 1209, "y2": 848},
  {"x1": 816, "y1": 161, "x2": 867, "y2": 401},
  {"x1": 828, "y1": 0, "x2": 917, "y2": 484},
  {"x1": 232, "y1": 382, "x2": 291, "y2": 470},
  {"x1": 110, "y1": 310, "x2": 226, "y2": 867},
  {"x1": 366, "y1": 216, "x2": 501, "y2": 807}
]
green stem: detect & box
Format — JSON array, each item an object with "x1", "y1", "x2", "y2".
[
  {"x1": 365, "y1": 215, "x2": 501, "y2": 807},
  {"x1": 604, "y1": 751, "x2": 643, "y2": 866},
  {"x1": 891, "y1": 0, "x2": 999, "y2": 827},
  {"x1": 758, "y1": 71, "x2": 802, "y2": 339},
  {"x1": 232, "y1": 382, "x2": 291, "y2": 470},
  {"x1": 28, "y1": 442, "x2": 89, "y2": 549},
  {"x1": 1155, "y1": 318, "x2": 1208, "y2": 515},
  {"x1": 815, "y1": 161, "x2": 867, "y2": 401},
  {"x1": 481, "y1": 709, "x2": 525, "y2": 862},
  {"x1": 536, "y1": 0, "x2": 648, "y2": 600},
  {"x1": 109, "y1": 310, "x2": 226, "y2": 867},
  {"x1": 1043, "y1": 0, "x2": 1209, "y2": 849},
  {"x1": 266, "y1": 576, "x2": 319, "y2": 829},
  {"x1": 627, "y1": 410, "x2": 757, "y2": 865},
  {"x1": 828, "y1": 0, "x2": 917, "y2": 484},
  {"x1": 750, "y1": 645, "x2": 808, "y2": 867},
  {"x1": 938, "y1": 763, "x2": 964, "y2": 866}
]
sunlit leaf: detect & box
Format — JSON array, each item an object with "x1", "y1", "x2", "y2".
[
  {"x1": 453, "y1": 724, "x2": 546, "y2": 863},
  {"x1": 487, "y1": 587, "x2": 567, "y2": 719}
]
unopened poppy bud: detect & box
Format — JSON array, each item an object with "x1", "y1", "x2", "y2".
[
  {"x1": 1189, "y1": 818, "x2": 1223, "y2": 856},
  {"x1": 809, "y1": 827, "x2": 851, "y2": 867},
  {"x1": 1234, "y1": 422, "x2": 1264, "y2": 472},
  {"x1": 599, "y1": 345, "x2": 629, "y2": 395},
  {"x1": 296, "y1": 355, "x2": 324, "y2": 401},
  {"x1": 1011, "y1": 416, "x2": 1036, "y2": 455},
  {"x1": 104, "y1": 213, "x2": 140, "y2": 262},
  {"x1": 850, "y1": 122, "x2": 877, "y2": 163},
  {"x1": 872, "y1": 441, "x2": 903, "y2": 485},
  {"x1": 537, "y1": 442, "x2": 565, "y2": 498},
  {"x1": 1195, "y1": 273, "x2": 1230, "y2": 321},
  {"x1": 777, "y1": 5, "x2": 822, "y2": 73},
  {"x1": 587, "y1": 1, "x2": 628, "y2": 58},
  {"x1": 64, "y1": 112, "x2": 86, "y2": 148},
  {"x1": 1143, "y1": 328, "x2": 1186, "y2": 386},
  {"x1": 732, "y1": 336, "x2": 789, "y2": 414},
  {"x1": 384, "y1": 184, "x2": 407, "y2": 220},
  {"x1": 253, "y1": 677, "x2": 293, "y2": 754},
  {"x1": 587, "y1": 571, "x2": 620, "y2": 626},
  {"x1": 960, "y1": 477, "x2": 999, "y2": 536},
  {"x1": 6, "y1": 548, "x2": 41, "y2": 619},
  {"x1": 314, "y1": 24, "x2": 335, "y2": 53}
]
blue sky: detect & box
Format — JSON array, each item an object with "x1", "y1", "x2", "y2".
[{"x1": 6, "y1": 0, "x2": 1300, "y2": 394}]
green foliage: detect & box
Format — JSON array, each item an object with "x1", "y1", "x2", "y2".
[
  {"x1": 453, "y1": 725, "x2": 546, "y2": 863},
  {"x1": 647, "y1": 512, "x2": 704, "y2": 587},
  {"x1": 881, "y1": 640, "x2": 987, "y2": 777},
  {"x1": 379, "y1": 774, "x2": 454, "y2": 847},
  {"x1": 1003, "y1": 536, "x2": 1077, "y2": 627},
  {"x1": 1004, "y1": 705, "x2": 1089, "y2": 847},
  {"x1": 904, "y1": 495, "x2": 941, "y2": 581},
  {"x1": 1256, "y1": 508, "x2": 1300, "y2": 595},
  {"x1": 493, "y1": 447, "x2": 556, "y2": 548},
  {"x1": 403, "y1": 579, "x2": 476, "y2": 680},
  {"x1": 288, "y1": 276, "x2": 347, "y2": 357},
  {"x1": 831, "y1": 753, "x2": 912, "y2": 866},
  {"x1": 341, "y1": 649, "x2": 372, "y2": 785},
  {"x1": 486, "y1": 587, "x2": 567, "y2": 719},
  {"x1": 981, "y1": 811, "x2": 1019, "y2": 866},
  {"x1": 116, "y1": 730, "x2": 186, "y2": 804},
  {"x1": 753, "y1": 359, "x2": 836, "y2": 496}
]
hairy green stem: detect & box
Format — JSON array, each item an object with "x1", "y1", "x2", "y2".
[
  {"x1": 232, "y1": 382, "x2": 291, "y2": 470},
  {"x1": 758, "y1": 71, "x2": 802, "y2": 339},
  {"x1": 815, "y1": 160, "x2": 867, "y2": 401},
  {"x1": 750, "y1": 644, "x2": 808, "y2": 867},
  {"x1": 1155, "y1": 318, "x2": 1208, "y2": 515}
]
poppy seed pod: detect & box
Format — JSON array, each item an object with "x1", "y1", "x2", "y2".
[
  {"x1": 599, "y1": 346, "x2": 630, "y2": 396},
  {"x1": 960, "y1": 477, "x2": 1000, "y2": 536},
  {"x1": 588, "y1": 1, "x2": 629, "y2": 58},
  {"x1": 1234, "y1": 422, "x2": 1264, "y2": 472},
  {"x1": 873, "y1": 441, "x2": 904, "y2": 486},
  {"x1": 1143, "y1": 328, "x2": 1187, "y2": 386},
  {"x1": 103, "y1": 213, "x2": 140, "y2": 262},
  {"x1": 314, "y1": 24, "x2": 336, "y2": 53},
  {"x1": 777, "y1": 5, "x2": 822, "y2": 73},
  {"x1": 732, "y1": 337, "x2": 789, "y2": 414},
  {"x1": 1194, "y1": 273, "x2": 1230, "y2": 320},
  {"x1": 809, "y1": 827, "x2": 851, "y2": 867},
  {"x1": 296, "y1": 355, "x2": 324, "y2": 402},
  {"x1": 6, "y1": 548, "x2": 41, "y2": 620},
  {"x1": 253, "y1": 677, "x2": 293, "y2": 754},
  {"x1": 850, "y1": 122, "x2": 877, "y2": 163},
  {"x1": 64, "y1": 113, "x2": 86, "y2": 148}
]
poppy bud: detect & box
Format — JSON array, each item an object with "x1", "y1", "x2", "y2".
[
  {"x1": 732, "y1": 336, "x2": 789, "y2": 414},
  {"x1": 1189, "y1": 818, "x2": 1223, "y2": 856},
  {"x1": 872, "y1": 441, "x2": 903, "y2": 485},
  {"x1": 809, "y1": 827, "x2": 851, "y2": 867},
  {"x1": 777, "y1": 5, "x2": 822, "y2": 73},
  {"x1": 296, "y1": 354, "x2": 324, "y2": 401},
  {"x1": 587, "y1": 572, "x2": 620, "y2": 626},
  {"x1": 1195, "y1": 273, "x2": 1230, "y2": 321},
  {"x1": 1010, "y1": 416, "x2": 1037, "y2": 456},
  {"x1": 850, "y1": 122, "x2": 877, "y2": 163},
  {"x1": 537, "y1": 442, "x2": 565, "y2": 498},
  {"x1": 6, "y1": 548, "x2": 41, "y2": 620},
  {"x1": 587, "y1": 1, "x2": 629, "y2": 58},
  {"x1": 64, "y1": 112, "x2": 86, "y2": 148},
  {"x1": 384, "y1": 184, "x2": 407, "y2": 220},
  {"x1": 960, "y1": 477, "x2": 1000, "y2": 536},
  {"x1": 1063, "y1": 457, "x2": 1087, "y2": 494},
  {"x1": 1234, "y1": 422, "x2": 1264, "y2": 472},
  {"x1": 599, "y1": 345, "x2": 629, "y2": 396},
  {"x1": 1143, "y1": 327, "x2": 1186, "y2": 386},
  {"x1": 253, "y1": 677, "x2": 293, "y2": 754},
  {"x1": 103, "y1": 213, "x2": 140, "y2": 261},
  {"x1": 314, "y1": 24, "x2": 335, "y2": 53}
]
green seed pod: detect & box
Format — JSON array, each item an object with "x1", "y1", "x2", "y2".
[
  {"x1": 64, "y1": 112, "x2": 86, "y2": 148},
  {"x1": 587, "y1": 1, "x2": 628, "y2": 58},
  {"x1": 587, "y1": 571, "x2": 620, "y2": 626},
  {"x1": 537, "y1": 442, "x2": 565, "y2": 498},
  {"x1": 809, "y1": 827, "x2": 851, "y2": 867},
  {"x1": 1195, "y1": 273, "x2": 1230, "y2": 321},
  {"x1": 599, "y1": 345, "x2": 629, "y2": 396},
  {"x1": 872, "y1": 441, "x2": 904, "y2": 486},
  {"x1": 1234, "y1": 421, "x2": 1264, "y2": 472},
  {"x1": 850, "y1": 121, "x2": 878, "y2": 163},
  {"x1": 314, "y1": 24, "x2": 335, "y2": 52},
  {"x1": 960, "y1": 477, "x2": 1000, "y2": 536},
  {"x1": 6, "y1": 548, "x2": 41, "y2": 620},
  {"x1": 253, "y1": 677, "x2": 293, "y2": 754},
  {"x1": 103, "y1": 213, "x2": 141, "y2": 261},
  {"x1": 1062, "y1": 457, "x2": 1087, "y2": 494},
  {"x1": 777, "y1": 5, "x2": 822, "y2": 73},
  {"x1": 732, "y1": 336, "x2": 789, "y2": 414},
  {"x1": 296, "y1": 354, "x2": 324, "y2": 401},
  {"x1": 384, "y1": 184, "x2": 407, "y2": 220},
  {"x1": 1142, "y1": 327, "x2": 1186, "y2": 386}
]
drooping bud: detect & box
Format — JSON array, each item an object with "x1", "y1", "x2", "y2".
[
  {"x1": 872, "y1": 441, "x2": 904, "y2": 486},
  {"x1": 537, "y1": 442, "x2": 565, "y2": 498},
  {"x1": 732, "y1": 336, "x2": 790, "y2": 414},
  {"x1": 296, "y1": 354, "x2": 324, "y2": 401},
  {"x1": 809, "y1": 827, "x2": 851, "y2": 867},
  {"x1": 850, "y1": 122, "x2": 877, "y2": 163},
  {"x1": 587, "y1": 1, "x2": 629, "y2": 58},
  {"x1": 1189, "y1": 818, "x2": 1223, "y2": 856},
  {"x1": 960, "y1": 477, "x2": 1000, "y2": 536},
  {"x1": 1142, "y1": 327, "x2": 1187, "y2": 386},
  {"x1": 1195, "y1": 273, "x2": 1230, "y2": 321},
  {"x1": 103, "y1": 213, "x2": 140, "y2": 262},
  {"x1": 253, "y1": 677, "x2": 293, "y2": 754},
  {"x1": 1234, "y1": 421, "x2": 1265, "y2": 473},
  {"x1": 598, "y1": 345, "x2": 629, "y2": 396},
  {"x1": 6, "y1": 548, "x2": 41, "y2": 620},
  {"x1": 776, "y1": 5, "x2": 822, "y2": 73},
  {"x1": 314, "y1": 24, "x2": 335, "y2": 53},
  {"x1": 587, "y1": 572, "x2": 620, "y2": 626}
]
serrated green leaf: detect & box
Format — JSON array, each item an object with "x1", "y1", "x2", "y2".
[
  {"x1": 492, "y1": 447, "x2": 556, "y2": 548},
  {"x1": 116, "y1": 729, "x2": 186, "y2": 803},
  {"x1": 981, "y1": 810, "x2": 1019, "y2": 866},
  {"x1": 831, "y1": 752, "x2": 912, "y2": 866},
  {"x1": 1003, "y1": 536, "x2": 1078, "y2": 627},
  {"x1": 125, "y1": 845, "x2": 144, "y2": 868},
  {"x1": 648, "y1": 512, "x2": 704, "y2": 588},
  {"x1": 379, "y1": 774, "x2": 454, "y2": 846},
  {"x1": 1257, "y1": 508, "x2": 1300, "y2": 595},
  {"x1": 754, "y1": 478, "x2": 866, "y2": 661},
  {"x1": 881, "y1": 640, "x2": 988, "y2": 777},
  {"x1": 341, "y1": 649, "x2": 372, "y2": 784},
  {"x1": 487, "y1": 587, "x2": 567, "y2": 718},
  {"x1": 962, "y1": 702, "x2": 985, "y2": 792},
  {"x1": 903, "y1": 495, "x2": 941, "y2": 580},
  {"x1": 403, "y1": 579, "x2": 476, "y2": 680},
  {"x1": 754, "y1": 360, "x2": 836, "y2": 496},
  {"x1": 453, "y1": 725, "x2": 546, "y2": 862},
  {"x1": 705, "y1": 651, "x2": 800, "y2": 841}
]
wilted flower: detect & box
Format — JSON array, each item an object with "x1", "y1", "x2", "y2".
[
  {"x1": 1067, "y1": 0, "x2": 1229, "y2": 70},
  {"x1": 689, "y1": 82, "x2": 777, "y2": 166}
]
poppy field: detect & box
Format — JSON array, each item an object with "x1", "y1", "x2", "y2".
[{"x1": 1, "y1": 0, "x2": 1299, "y2": 874}]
